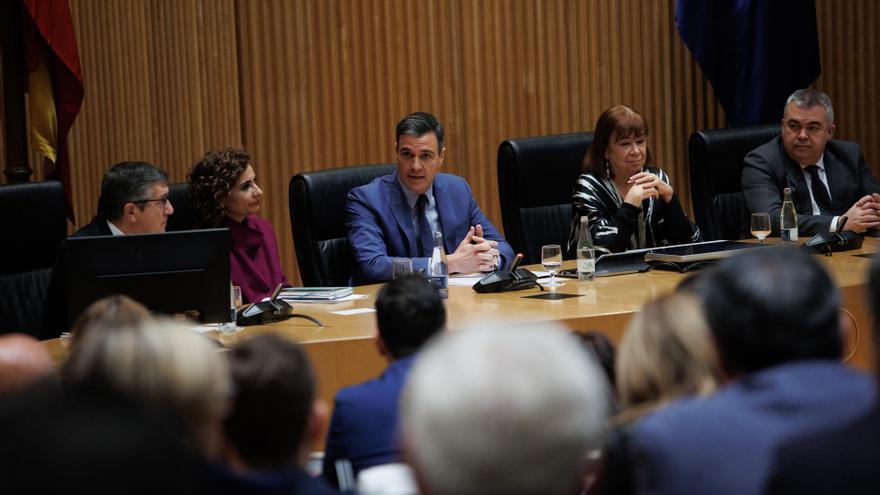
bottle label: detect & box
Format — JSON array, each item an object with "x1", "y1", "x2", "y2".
[
  {"x1": 781, "y1": 228, "x2": 799, "y2": 242},
  {"x1": 430, "y1": 275, "x2": 448, "y2": 299},
  {"x1": 577, "y1": 259, "x2": 595, "y2": 273}
]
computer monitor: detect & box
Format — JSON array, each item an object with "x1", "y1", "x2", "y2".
[{"x1": 63, "y1": 228, "x2": 231, "y2": 325}]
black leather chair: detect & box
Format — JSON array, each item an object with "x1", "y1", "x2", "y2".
[
  {"x1": 166, "y1": 182, "x2": 197, "y2": 231},
  {"x1": 289, "y1": 164, "x2": 396, "y2": 287},
  {"x1": 497, "y1": 132, "x2": 594, "y2": 264},
  {"x1": 688, "y1": 124, "x2": 781, "y2": 240},
  {"x1": 0, "y1": 181, "x2": 68, "y2": 336}
]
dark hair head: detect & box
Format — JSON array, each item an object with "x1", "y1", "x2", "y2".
[
  {"x1": 396, "y1": 112, "x2": 445, "y2": 151},
  {"x1": 375, "y1": 274, "x2": 446, "y2": 359},
  {"x1": 699, "y1": 247, "x2": 842, "y2": 375},
  {"x1": 187, "y1": 148, "x2": 251, "y2": 227},
  {"x1": 224, "y1": 334, "x2": 315, "y2": 469},
  {"x1": 576, "y1": 331, "x2": 617, "y2": 390},
  {"x1": 582, "y1": 105, "x2": 652, "y2": 179},
  {"x1": 97, "y1": 162, "x2": 168, "y2": 220}
]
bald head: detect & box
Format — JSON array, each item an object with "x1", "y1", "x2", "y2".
[{"x1": 0, "y1": 334, "x2": 56, "y2": 396}]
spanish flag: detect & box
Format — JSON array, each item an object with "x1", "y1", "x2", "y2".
[{"x1": 21, "y1": 0, "x2": 84, "y2": 222}]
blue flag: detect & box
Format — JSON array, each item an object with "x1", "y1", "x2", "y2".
[{"x1": 676, "y1": 0, "x2": 821, "y2": 126}]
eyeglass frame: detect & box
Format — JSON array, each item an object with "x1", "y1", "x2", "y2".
[{"x1": 132, "y1": 196, "x2": 170, "y2": 208}]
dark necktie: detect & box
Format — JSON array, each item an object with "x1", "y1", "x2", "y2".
[
  {"x1": 805, "y1": 165, "x2": 834, "y2": 216},
  {"x1": 415, "y1": 194, "x2": 433, "y2": 257}
]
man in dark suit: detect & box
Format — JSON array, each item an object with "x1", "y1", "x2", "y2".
[
  {"x1": 742, "y1": 88, "x2": 880, "y2": 236},
  {"x1": 41, "y1": 161, "x2": 173, "y2": 339},
  {"x1": 764, "y1": 257, "x2": 880, "y2": 494},
  {"x1": 631, "y1": 248, "x2": 876, "y2": 495},
  {"x1": 346, "y1": 111, "x2": 514, "y2": 284},
  {"x1": 322, "y1": 274, "x2": 445, "y2": 487},
  {"x1": 212, "y1": 334, "x2": 340, "y2": 495}
]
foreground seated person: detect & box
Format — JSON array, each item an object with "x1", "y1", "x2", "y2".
[
  {"x1": 570, "y1": 105, "x2": 700, "y2": 253},
  {"x1": 631, "y1": 247, "x2": 876, "y2": 495},
  {"x1": 346, "y1": 111, "x2": 514, "y2": 284},
  {"x1": 742, "y1": 88, "x2": 880, "y2": 236},
  {"x1": 322, "y1": 274, "x2": 446, "y2": 486},
  {"x1": 42, "y1": 161, "x2": 173, "y2": 339},
  {"x1": 401, "y1": 323, "x2": 609, "y2": 495},
  {"x1": 212, "y1": 334, "x2": 339, "y2": 495},
  {"x1": 0, "y1": 333, "x2": 56, "y2": 398},
  {"x1": 188, "y1": 148, "x2": 288, "y2": 303}
]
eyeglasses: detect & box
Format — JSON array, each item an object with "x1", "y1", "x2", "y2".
[{"x1": 135, "y1": 197, "x2": 170, "y2": 207}]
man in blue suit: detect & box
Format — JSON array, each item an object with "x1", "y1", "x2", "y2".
[
  {"x1": 631, "y1": 247, "x2": 876, "y2": 495},
  {"x1": 322, "y1": 274, "x2": 445, "y2": 487},
  {"x1": 346, "y1": 112, "x2": 514, "y2": 284}
]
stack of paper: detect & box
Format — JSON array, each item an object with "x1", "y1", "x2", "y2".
[{"x1": 279, "y1": 287, "x2": 354, "y2": 301}]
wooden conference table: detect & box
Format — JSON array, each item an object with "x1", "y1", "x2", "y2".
[{"x1": 45, "y1": 238, "x2": 879, "y2": 412}]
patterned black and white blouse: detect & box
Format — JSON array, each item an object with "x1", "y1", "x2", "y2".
[{"x1": 569, "y1": 166, "x2": 701, "y2": 252}]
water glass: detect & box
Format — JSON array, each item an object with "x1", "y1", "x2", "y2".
[
  {"x1": 219, "y1": 285, "x2": 243, "y2": 335},
  {"x1": 541, "y1": 244, "x2": 563, "y2": 288},
  {"x1": 392, "y1": 258, "x2": 414, "y2": 279},
  {"x1": 750, "y1": 213, "x2": 771, "y2": 243}
]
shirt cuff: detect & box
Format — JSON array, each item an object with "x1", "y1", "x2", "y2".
[{"x1": 830, "y1": 216, "x2": 840, "y2": 233}]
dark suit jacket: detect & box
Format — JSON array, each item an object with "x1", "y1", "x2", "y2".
[
  {"x1": 40, "y1": 215, "x2": 114, "y2": 339},
  {"x1": 765, "y1": 402, "x2": 880, "y2": 495},
  {"x1": 321, "y1": 355, "x2": 414, "y2": 487},
  {"x1": 346, "y1": 172, "x2": 514, "y2": 284},
  {"x1": 631, "y1": 361, "x2": 876, "y2": 495},
  {"x1": 208, "y1": 464, "x2": 340, "y2": 495},
  {"x1": 742, "y1": 136, "x2": 880, "y2": 236}
]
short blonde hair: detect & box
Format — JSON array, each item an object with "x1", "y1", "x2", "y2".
[
  {"x1": 64, "y1": 318, "x2": 229, "y2": 455},
  {"x1": 615, "y1": 293, "x2": 719, "y2": 423}
]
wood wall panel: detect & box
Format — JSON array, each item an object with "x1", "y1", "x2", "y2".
[
  {"x1": 8, "y1": 1, "x2": 878, "y2": 285},
  {"x1": 815, "y1": 0, "x2": 880, "y2": 178}
]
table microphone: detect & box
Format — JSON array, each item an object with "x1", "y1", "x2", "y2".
[
  {"x1": 473, "y1": 253, "x2": 540, "y2": 293},
  {"x1": 508, "y1": 253, "x2": 524, "y2": 272}
]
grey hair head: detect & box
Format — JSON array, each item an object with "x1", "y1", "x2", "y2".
[{"x1": 786, "y1": 89, "x2": 834, "y2": 125}]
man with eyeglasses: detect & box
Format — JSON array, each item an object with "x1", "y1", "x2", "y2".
[
  {"x1": 41, "y1": 161, "x2": 174, "y2": 339},
  {"x1": 742, "y1": 88, "x2": 880, "y2": 236}
]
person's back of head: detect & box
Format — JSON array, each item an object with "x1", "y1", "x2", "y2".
[
  {"x1": 616, "y1": 293, "x2": 719, "y2": 422},
  {"x1": 224, "y1": 333, "x2": 321, "y2": 471},
  {"x1": 0, "y1": 333, "x2": 56, "y2": 397},
  {"x1": 698, "y1": 247, "x2": 842, "y2": 376},
  {"x1": 401, "y1": 323, "x2": 609, "y2": 495},
  {"x1": 375, "y1": 274, "x2": 446, "y2": 360},
  {"x1": 63, "y1": 317, "x2": 229, "y2": 458},
  {"x1": 67, "y1": 294, "x2": 152, "y2": 348},
  {"x1": 97, "y1": 161, "x2": 168, "y2": 221}
]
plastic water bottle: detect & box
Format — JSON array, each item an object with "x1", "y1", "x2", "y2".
[
  {"x1": 428, "y1": 231, "x2": 449, "y2": 298},
  {"x1": 576, "y1": 216, "x2": 596, "y2": 281},
  {"x1": 780, "y1": 187, "x2": 798, "y2": 243}
]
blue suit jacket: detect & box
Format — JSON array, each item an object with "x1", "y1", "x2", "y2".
[
  {"x1": 321, "y1": 356, "x2": 414, "y2": 487},
  {"x1": 631, "y1": 361, "x2": 876, "y2": 495},
  {"x1": 346, "y1": 172, "x2": 514, "y2": 284}
]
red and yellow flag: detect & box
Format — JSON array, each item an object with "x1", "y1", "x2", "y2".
[{"x1": 21, "y1": 0, "x2": 84, "y2": 222}]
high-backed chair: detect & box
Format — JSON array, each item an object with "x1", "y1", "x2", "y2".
[
  {"x1": 289, "y1": 164, "x2": 396, "y2": 287},
  {"x1": 688, "y1": 124, "x2": 781, "y2": 240},
  {"x1": 497, "y1": 132, "x2": 594, "y2": 264},
  {"x1": 165, "y1": 182, "x2": 197, "y2": 231},
  {"x1": 0, "y1": 181, "x2": 68, "y2": 336}
]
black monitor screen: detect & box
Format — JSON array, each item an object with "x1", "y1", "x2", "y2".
[{"x1": 63, "y1": 228, "x2": 231, "y2": 325}]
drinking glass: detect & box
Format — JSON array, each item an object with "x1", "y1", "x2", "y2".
[
  {"x1": 750, "y1": 213, "x2": 771, "y2": 243},
  {"x1": 219, "y1": 285, "x2": 243, "y2": 335},
  {"x1": 541, "y1": 244, "x2": 563, "y2": 287},
  {"x1": 392, "y1": 258, "x2": 414, "y2": 279}
]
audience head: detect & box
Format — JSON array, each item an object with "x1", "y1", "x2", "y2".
[
  {"x1": 699, "y1": 247, "x2": 842, "y2": 376},
  {"x1": 63, "y1": 318, "x2": 229, "y2": 458},
  {"x1": 583, "y1": 104, "x2": 653, "y2": 179},
  {"x1": 402, "y1": 323, "x2": 609, "y2": 495},
  {"x1": 616, "y1": 293, "x2": 718, "y2": 422},
  {"x1": 394, "y1": 112, "x2": 446, "y2": 194},
  {"x1": 576, "y1": 330, "x2": 617, "y2": 391},
  {"x1": 375, "y1": 274, "x2": 446, "y2": 360},
  {"x1": 188, "y1": 148, "x2": 262, "y2": 227},
  {"x1": 68, "y1": 294, "x2": 152, "y2": 347},
  {"x1": 223, "y1": 334, "x2": 324, "y2": 471},
  {"x1": 97, "y1": 161, "x2": 172, "y2": 234},
  {"x1": 782, "y1": 88, "x2": 835, "y2": 166},
  {"x1": 0, "y1": 333, "x2": 56, "y2": 397}
]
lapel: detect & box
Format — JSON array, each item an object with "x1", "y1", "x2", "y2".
[
  {"x1": 386, "y1": 175, "x2": 419, "y2": 257},
  {"x1": 432, "y1": 176, "x2": 458, "y2": 253},
  {"x1": 822, "y1": 150, "x2": 848, "y2": 212}
]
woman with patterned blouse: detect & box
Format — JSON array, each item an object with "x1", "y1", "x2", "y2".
[{"x1": 569, "y1": 105, "x2": 700, "y2": 253}]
